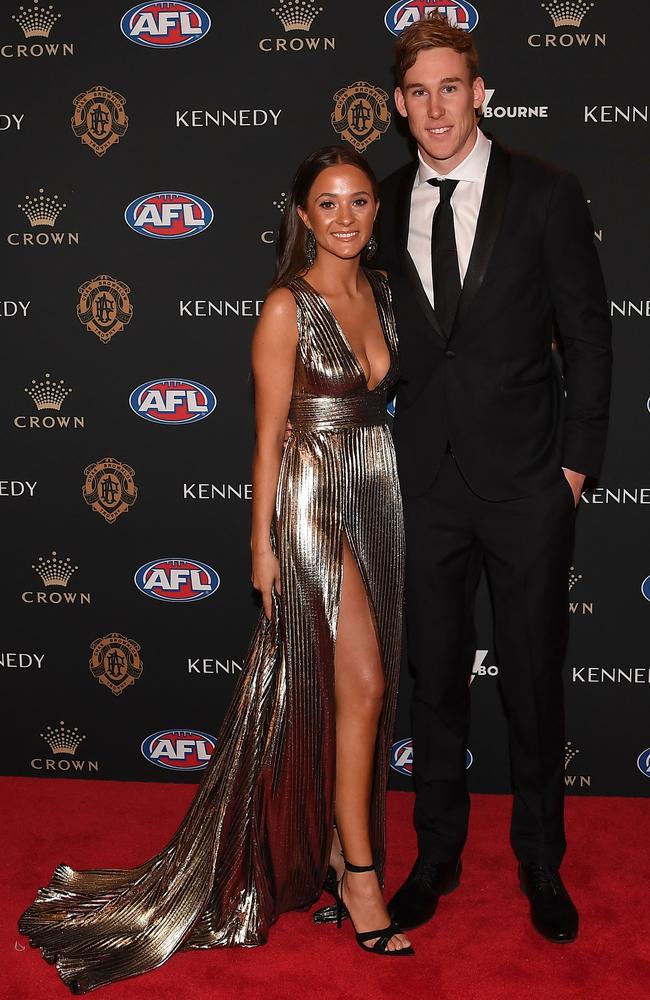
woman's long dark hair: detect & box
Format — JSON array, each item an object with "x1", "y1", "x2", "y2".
[{"x1": 270, "y1": 144, "x2": 379, "y2": 290}]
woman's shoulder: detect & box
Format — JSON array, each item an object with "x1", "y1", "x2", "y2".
[
  {"x1": 255, "y1": 287, "x2": 300, "y2": 345},
  {"x1": 261, "y1": 285, "x2": 298, "y2": 319}
]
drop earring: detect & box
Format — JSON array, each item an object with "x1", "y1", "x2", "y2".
[
  {"x1": 366, "y1": 234, "x2": 378, "y2": 260},
  {"x1": 305, "y1": 228, "x2": 316, "y2": 267}
]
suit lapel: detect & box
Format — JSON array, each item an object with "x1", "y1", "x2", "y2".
[
  {"x1": 453, "y1": 141, "x2": 511, "y2": 332},
  {"x1": 394, "y1": 163, "x2": 447, "y2": 343}
]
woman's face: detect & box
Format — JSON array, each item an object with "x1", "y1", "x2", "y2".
[{"x1": 297, "y1": 163, "x2": 378, "y2": 264}]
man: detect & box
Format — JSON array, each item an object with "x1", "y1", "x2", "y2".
[{"x1": 379, "y1": 16, "x2": 612, "y2": 942}]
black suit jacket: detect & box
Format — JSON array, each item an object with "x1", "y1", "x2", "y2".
[{"x1": 378, "y1": 139, "x2": 613, "y2": 501}]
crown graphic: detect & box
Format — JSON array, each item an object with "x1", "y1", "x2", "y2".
[
  {"x1": 41, "y1": 721, "x2": 86, "y2": 756},
  {"x1": 273, "y1": 191, "x2": 288, "y2": 212},
  {"x1": 564, "y1": 740, "x2": 579, "y2": 769},
  {"x1": 568, "y1": 566, "x2": 582, "y2": 591},
  {"x1": 541, "y1": 1, "x2": 594, "y2": 27},
  {"x1": 33, "y1": 550, "x2": 78, "y2": 587},
  {"x1": 12, "y1": 1, "x2": 61, "y2": 38},
  {"x1": 271, "y1": 0, "x2": 323, "y2": 32},
  {"x1": 24, "y1": 372, "x2": 72, "y2": 410},
  {"x1": 18, "y1": 188, "x2": 66, "y2": 227}
]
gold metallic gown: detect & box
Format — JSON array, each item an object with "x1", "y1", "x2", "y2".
[{"x1": 18, "y1": 269, "x2": 404, "y2": 994}]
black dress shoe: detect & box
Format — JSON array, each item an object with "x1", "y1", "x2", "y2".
[
  {"x1": 519, "y1": 863, "x2": 579, "y2": 943},
  {"x1": 387, "y1": 856, "x2": 461, "y2": 930}
]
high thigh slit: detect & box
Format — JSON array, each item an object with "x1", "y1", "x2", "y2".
[
  {"x1": 336, "y1": 528, "x2": 385, "y2": 665},
  {"x1": 333, "y1": 534, "x2": 387, "y2": 865},
  {"x1": 18, "y1": 269, "x2": 404, "y2": 993},
  {"x1": 334, "y1": 532, "x2": 386, "y2": 765}
]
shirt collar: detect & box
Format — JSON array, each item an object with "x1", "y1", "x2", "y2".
[{"x1": 415, "y1": 127, "x2": 491, "y2": 187}]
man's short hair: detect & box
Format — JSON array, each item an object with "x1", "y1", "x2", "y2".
[{"x1": 395, "y1": 14, "x2": 480, "y2": 88}]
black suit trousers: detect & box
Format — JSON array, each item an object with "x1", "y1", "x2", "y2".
[{"x1": 404, "y1": 453, "x2": 575, "y2": 867}]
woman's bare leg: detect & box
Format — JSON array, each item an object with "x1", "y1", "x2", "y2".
[{"x1": 333, "y1": 537, "x2": 410, "y2": 952}]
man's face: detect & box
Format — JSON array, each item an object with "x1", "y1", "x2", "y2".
[{"x1": 395, "y1": 47, "x2": 485, "y2": 173}]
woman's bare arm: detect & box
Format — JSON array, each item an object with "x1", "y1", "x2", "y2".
[{"x1": 250, "y1": 287, "x2": 298, "y2": 618}]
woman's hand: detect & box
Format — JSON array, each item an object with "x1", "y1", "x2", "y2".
[{"x1": 251, "y1": 546, "x2": 281, "y2": 620}]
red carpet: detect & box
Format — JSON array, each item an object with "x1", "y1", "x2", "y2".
[{"x1": 4, "y1": 779, "x2": 649, "y2": 1000}]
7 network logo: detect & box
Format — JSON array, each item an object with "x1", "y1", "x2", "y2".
[{"x1": 385, "y1": 1, "x2": 479, "y2": 36}]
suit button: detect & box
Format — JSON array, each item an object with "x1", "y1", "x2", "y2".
[{"x1": 445, "y1": 349, "x2": 456, "y2": 359}]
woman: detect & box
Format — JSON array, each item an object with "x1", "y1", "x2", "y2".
[{"x1": 18, "y1": 145, "x2": 411, "y2": 993}]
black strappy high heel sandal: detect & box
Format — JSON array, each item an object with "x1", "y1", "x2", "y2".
[
  {"x1": 324, "y1": 866, "x2": 341, "y2": 897},
  {"x1": 334, "y1": 860, "x2": 415, "y2": 956},
  {"x1": 314, "y1": 825, "x2": 349, "y2": 924},
  {"x1": 314, "y1": 868, "x2": 349, "y2": 924}
]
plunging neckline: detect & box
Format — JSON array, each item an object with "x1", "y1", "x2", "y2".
[{"x1": 296, "y1": 271, "x2": 392, "y2": 393}]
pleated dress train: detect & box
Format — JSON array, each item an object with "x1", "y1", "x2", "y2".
[{"x1": 18, "y1": 269, "x2": 405, "y2": 993}]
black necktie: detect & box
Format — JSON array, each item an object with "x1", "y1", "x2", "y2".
[{"x1": 428, "y1": 177, "x2": 461, "y2": 336}]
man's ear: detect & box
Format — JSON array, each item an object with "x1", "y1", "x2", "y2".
[
  {"x1": 394, "y1": 86, "x2": 408, "y2": 119},
  {"x1": 472, "y1": 76, "x2": 485, "y2": 111}
]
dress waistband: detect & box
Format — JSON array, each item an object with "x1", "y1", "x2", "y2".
[{"x1": 289, "y1": 394, "x2": 388, "y2": 431}]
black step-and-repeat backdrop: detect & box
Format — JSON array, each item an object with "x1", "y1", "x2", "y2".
[{"x1": 2, "y1": 1, "x2": 649, "y2": 796}]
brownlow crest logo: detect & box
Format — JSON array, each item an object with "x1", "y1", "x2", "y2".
[
  {"x1": 71, "y1": 85, "x2": 128, "y2": 156},
  {"x1": 82, "y1": 458, "x2": 138, "y2": 523},
  {"x1": 77, "y1": 275, "x2": 133, "y2": 343},
  {"x1": 331, "y1": 82, "x2": 391, "y2": 153},
  {"x1": 90, "y1": 632, "x2": 142, "y2": 696}
]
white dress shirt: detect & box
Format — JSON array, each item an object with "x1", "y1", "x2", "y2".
[{"x1": 407, "y1": 128, "x2": 492, "y2": 309}]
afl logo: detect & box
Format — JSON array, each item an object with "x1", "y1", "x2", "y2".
[
  {"x1": 642, "y1": 576, "x2": 650, "y2": 602},
  {"x1": 129, "y1": 378, "x2": 216, "y2": 424},
  {"x1": 141, "y1": 729, "x2": 216, "y2": 770},
  {"x1": 134, "y1": 558, "x2": 220, "y2": 602},
  {"x1": 637, "y1": 749, "x2": 650, "y2": 777},
  {"x1": 390, "y1": 737, "x2": 413, "y2": 775},
  {"x1": 384, "y1": 1, "x2": 479, "y2": 36},
  {"x1": 124, "y1": 192, "x2": 213, "y2": 239},
  {"x1": 121, "y1": 3, "x2": 211, "y2": 48}
]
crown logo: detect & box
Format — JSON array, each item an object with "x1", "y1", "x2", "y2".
[
  {"x1": 41, "y1": 721, "x2": 86, "y2": 755},
  {"x1": 24, "y1": 372, "x2": 72, "y2": 411},
  {"x1": 569, "y1": 566, "x2": 582, "y2": 591},
  {"x1": 272, "y1": 191, "x2": 288, "y2": 212},
  {"x1": 541, "y1": 1, "x2": 594, "y2": 27},
  {"x1": 271, "y1": 0, "x2": 323, "y2": 32},
  {"x1": 12, "y1": 1, "x2": 61, "y2": 38},
  {"x1": 33, "y1": 550, "x2": 78, "y2": 587},
  {"x1": 18, "y1": 188, "x2": 66, "y2": 228},
  {"x1": 565, "y1": 740, "x2": 579, "y2": 770}
]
